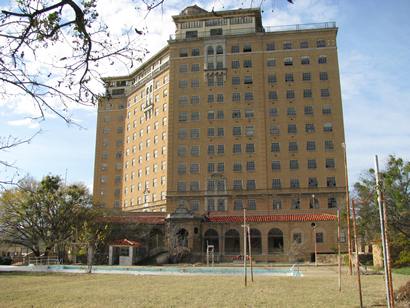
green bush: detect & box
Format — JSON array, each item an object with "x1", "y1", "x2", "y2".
[{"x1": 0, "y1": 256, "x2": 12, "y2": 265}]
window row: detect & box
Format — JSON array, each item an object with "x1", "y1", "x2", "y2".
[
  {"x1": 268, "y1": 88, "x2": 330, "y2": 100},
  {"x1": 269, "y1": 123, "x2": 334, "y2": 135},
  {"x1": 267, "y1": 72, "x2": 328, "y2": 83},
  {"x1": 269, "y1": 105, "x2": 332, "y2": 116},
  {"x1": 271, "y1": 177, "x2": 337, "y2": 189},
  {"x1": 271, "y1": 140, "x2": 335, "y2": 152}
]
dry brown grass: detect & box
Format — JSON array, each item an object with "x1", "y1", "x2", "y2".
[{"x1": 0, "y1": 267, "x2": 408, "y2": 307}]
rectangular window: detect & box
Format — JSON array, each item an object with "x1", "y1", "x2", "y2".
[
  {"x1": 178, "y1": 128, "x2": 187, "y2": 139},
  {"x1": 217, "y1": 144, "x2": 225, "y2": 154},
  {"x1": 307, "y1": 141, "x2": 316, "y2": 151},
  {"x1": 178, "y1": 112, "x2": 188, "y2": 122},
  {"x1": 192, "y1": 48, "x2": 200, "y2": 56},
  {"x1": 290, "y1": 160, "x2": 299, "y2": 170},
  {"x1": 190, "y1": 128, "x2": 200, "y2": 139},
  {"x1": 208, "y1": 163, "x2": 215, "y2": 173},
  {"x1": 234, "y1": 199, "x2": 243, "y2": 210},
  {"x1": 322, "y1": 104, "x2": 332, "y2": 115},
  {"x1": 290, "y1": 179, "x2": 300, "y2": 188},
  {"x1": 302, "y1": 72, "x2": 311, "y2": 81},
  {"x1": 186, "y1": 30, "x2": 198, "y2": 38},
  {"x1": 271, "y1": 160, "x2": 280, "y2": 171},
  {"x1": 319, "y1": 72, "x2": 328, "y2": 80},
  {"x1": 286, "y1": 90, "x2": 295, "y2": 99},
  {"x1": 289, "y1": 142, "x2": 298, "y2": 152},
  {"x1": 284, "y1": 57, "x2": 293, "y2": 66},
  {"x1": 244, "y1": 76, "x2": 253, "y2": 84},
  {"x1": 217, "y1": 127, "x2": 224, "y2": 137},
  {"x1": 308, "y1": 159, "x2": 317, "y2": 169},
  {"x1": 207, "y1": 111, "x2": 215, "y2": 120},
  {"x1": 321, "y1": 88, "x2": 330, "y2": 97},
  {"x1": 300, "y1": 40, "x2": 309, "y2": 48},
  {"x1": 178, "y1": 145, "x2": 187, "y2": 157},
  {"x1": 267, "y1": 58, "x2": 276, "y2": 67},
  {"x1": 301, "y1": 56, "x2": 310, "y2": 65},
  {"x1": 191, "y1": 63, "x2": 200, "y2": 72},
  {"x1": 207, "y1": 77, "x2": 214, "y2": 87},
  {"x1": 285, "y1": 73, "x2": 294, "y2": 82},
  {"x1": 216, "y1": 76, "x2": 224, "y2": 86},
  {"x1": 327, "y1": 177, "x2": 336, "y2": 187},
  {"x1": 179, "y1": 80, "x2": 188, "y2": 88},
  {"x1": 287, "y1": 107, "x2": 296, "y2": 116},
  {"x1": 246, "y1": 161, "x2": 255, "y2": 171},
  {"x1": 208, "y1": 127, "x2": 215, "y2": 137},
  {"x1": 317, "y1": 39, "x2": 326, "y2": 48},
  {"x1": 245, "y1": 126, "x2": 254, "y2": 137},
  {"x1": 232, "y1": 110, "x2": 241, "y2": 119},
  {"x1": 245, "y1": 143, "x2": 255, "y2": 153},
  {"x1": 326, "y1": 158, "x2": 335, "y2": 168},
  {"x1": 191, "y1": 96, "x2": 200, "y2": 105},
  {"x1": 318, "y1": 55, "x2": 327, "y2": 64},
  {"x1": 233, "y1": 144, "x2": 242, "y2": 154},
  {"x1": 283, "y1": 41, "x2": 292, "y2": 49},
  {"x1": 247, "y1": 199, "x2": 256, "y2": 210},
  {"x1": 233, "y1": 126, "x2": 242, "y2": 136},
  {"x1": 328, "y1": 197, "x2": 337, "y2": 209},
  {"x1": 288, "y1": 124, "x2": 297, "y2": 134},
  {"x1": 232, "y1": 92, "x2": 240, "y2": 102},
  {"x1": 243, "y1": 44, "x2": 252, "y2": 52},
  {"x1": 191, "y1": 199, "x2": 200, "y2": 211},
  {"x1": 305, "y1": 123, "x2": 315, "y2": 133},
  {"x1": 304, "y1": 105, "x2": 314, "y2": 115},
  {"x1": 246, "y1": 180, "x2": 256, "y2": 190},
  {"x1": 303, "y1": 89, "x2": 312, "y2": 98},
  {"x1": 266, "y1": 42, "x2": 275, "y2": 51},
  {"x1": 323, "y1": 123, "x2": 333, "y2": 132},
  {"x1": 190, "y1": 163, "x2": 200, "y2": 174},
  {"x1": 177, "y1": 181, "x2": 186, "y2": 192},
  {"x1": 325, "y1": 140, "x2": 334, "y2": 151},
  {"x1": 179, "y1": 64, "x2": 188, "y2": 73},
  {"x1": 191, "y1": 145, "x2": 200, "y2": 156},
  {"x1": 210, "y1": 28, "x2": 223, "y2": 36},
  {"x1": 272, "y1": 179, "x2": 281, "y2": 189},
  {"x1": 216, "y1": 94, "x2": 224, "y2": 103},
  {"x1": 208, "y1": 145, "x2": 215, "y2": 155},
  {"x1": 232, "y1": 60, "x2": 240, "y2": 69},
  {"x1": 216, "y1": 110, "x2": 224, "y2": 119},
  {"x1": 244, "y1": 92, "x2": 253, "y2": 101},
  {"x1": 233, "y1": 180, "x2": 242, "y2": 191},
  {"x1": 217, "y1": 162, "x2": 224, "y2": 172},
  {"x1": 245, "y1": 109, "x2": 254, "y2": 118},
  {"x1": 308, "y1": 177, "x2": 318, "y2": 188},
  {"x1": 231, "y1": 45, "x2": 239, "y2": 53},
  {"x1": 268, "y1": 74, "x2": 277, "y2": 84},
  {"x1": 243, "y1": 59, "x2": 252, "y2": 68},
  {"x1": 208, "y1": 94, "x2": 214, "y2": 103},
  {"x1": 270, "y1": 125, "x2": 280, "y2": 135},
  {"x1": 268, "y1": 91, "x2": 278, "y2": 100},
  {"x1": 316, "y1": 232, "x2": 324, "y2": 243},
  {"x1": 207, "y1": 199, "x2": 215, "y2": 211},
  {"x1": 271, "y1": 143, "x2": 280, "y2": 152},
  {"x1": 179, "y1": 48, "x2": 188, "y2": 57},
  {"x1": 191, "y1": 112, "x2": 200, "y2": 121},
  {"x1": 233, "y1": 162, "x2": 242, "y2": 172},
  {"x1": 177, "y1": 164, "x2": 186, "y2": 175}
]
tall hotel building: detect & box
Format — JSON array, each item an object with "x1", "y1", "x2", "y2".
[{"x1": 94, "y1": 6, "x2": 347, "y2": 261}]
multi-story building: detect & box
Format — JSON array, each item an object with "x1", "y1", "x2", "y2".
[{"x1": 94, "y1": 5, "x2": 347, "y2": 262}]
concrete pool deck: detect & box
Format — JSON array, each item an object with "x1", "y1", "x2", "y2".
[{"x1": 0, "y1": 264, "x2": 303, "y2": 277}]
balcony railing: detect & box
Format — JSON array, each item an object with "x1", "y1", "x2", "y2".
[{"x1": 264, "y1": 21, "x2": 336, "y2": 33}]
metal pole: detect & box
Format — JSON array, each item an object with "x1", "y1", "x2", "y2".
[
  {"x1": 352, "y1": 200, "x2": 363, "y2": 308},
  {"x1": 337, "y1": 208, "x2": 341, "y2": 292},
  {"x1": 375, "y1": 155, "x2": 394, "y2": 308},
  {"x1": 342, "y1": 143, "x2": 353, "y2": 275},
  {"x1": 243, "y1": 206, "x2": 247, "y2": 287},
  {"x1": 247, "y1": 226, "x2": 254, "y2": 282}
]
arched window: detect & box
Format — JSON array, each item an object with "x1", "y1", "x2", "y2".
[
  {"x1": 309, "y1": 196, "x2": 319, "y2": 209},
  {"x1": 216, "y1": 45, "x2": 224, "y2": 54},
  {"x1": 149, "y1": 228, "x2": 164, "y2": 250},
  {"x1": 224, "y1": 229, "x2": 240, "y2": 254},
  {"x1": 268, "y1": 228, "x2": 284, "y2": 253},
  {"x1": 176, "y1": 228, "x2": 189, "y2": 247},
  {"x1": 249, "y1": 228, "x2": 262, "y2": 255},
  {"x1": 204, "y1": 229, "x2": 219, "y2": 252},
  {"x1": 207, "y1": 46, "x2": 214, "y2": 55}
]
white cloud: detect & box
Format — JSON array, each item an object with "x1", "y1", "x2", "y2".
[{"x1": 6, "y1": 118, "x2": 41, "y2": 129}]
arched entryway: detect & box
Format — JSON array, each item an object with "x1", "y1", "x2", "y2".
[
  {"x1": 249, "y1": 228, "x2": 262, "y2": 255},
  {"x1": 224, "y1": 229, "x2": 240, "y2": 255},
  {"x1": 204, "y1": 229, "x2": 219, "y2": 252},
  {"x1": 268, "y1": 228, "x2": 284, "y2": 253}
]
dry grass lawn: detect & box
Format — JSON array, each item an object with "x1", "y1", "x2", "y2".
[{"x1": 0, "y1": 267, "x2": 408, "y2": 307}]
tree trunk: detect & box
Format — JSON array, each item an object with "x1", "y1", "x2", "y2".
[{"x1": 87, "y1": 244, "x2": 94, "y2": 274}]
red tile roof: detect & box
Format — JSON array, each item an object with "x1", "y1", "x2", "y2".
[
  {"x1": 111, "y1": 238, "x2": 142, "y2": 247},
  {"x1": 208, "y1": 213, "x2": 336, "y2": 223}
]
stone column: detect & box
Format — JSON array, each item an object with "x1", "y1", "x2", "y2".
[
  {"x1": 108, "y1": 246, "x2": 113, "y2": 265},
  {"x1": 129, "y1": 246, "x2": 134, "y2": 265}
]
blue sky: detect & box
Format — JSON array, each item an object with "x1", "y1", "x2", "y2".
[{"x1": 1, "y1": 0, "x2": 409, "y2": 189}]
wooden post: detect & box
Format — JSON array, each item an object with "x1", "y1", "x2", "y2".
[
  {"x1": 342, "y1": 143, "x2": 353, "y2": 275},
  {"x1": 337, "y1": 208, "x2": 341, "y2": 292},
  {"x1": 374, "y1": 155, "x2": 394, "y2": 308},
  {"x1": 247, "y1": 226, "x2": 254, "y2": 282},
  {"x1": 352, "y1": 200, "x2": 363, "y2": 308},
  {"x1": 243, "y1": 207, "x2": 247, "y2": 287}
]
